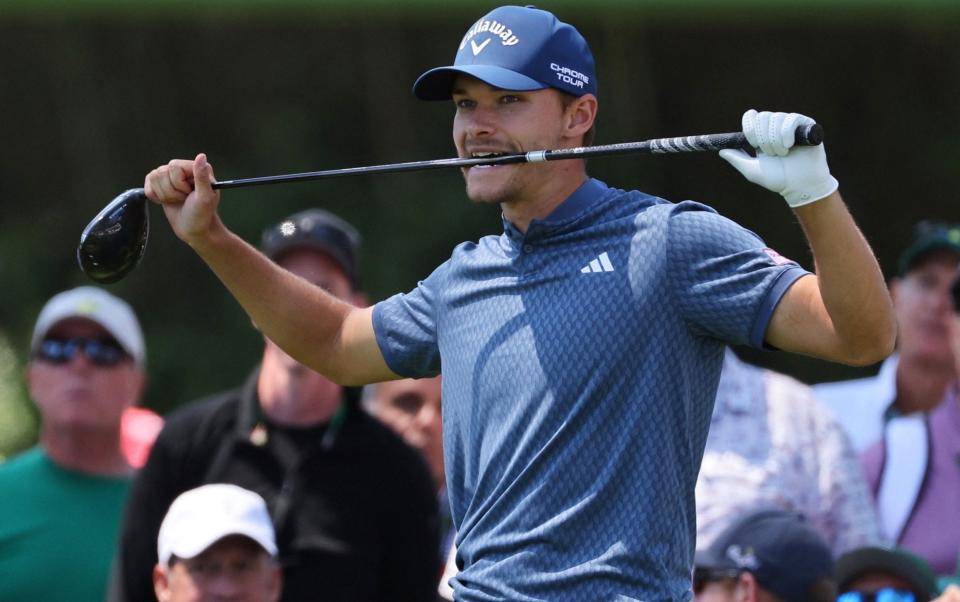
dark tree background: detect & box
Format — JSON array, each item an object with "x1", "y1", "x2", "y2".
[{"x1": 1, "y1": 1, "x2": 958, "y2": 455}]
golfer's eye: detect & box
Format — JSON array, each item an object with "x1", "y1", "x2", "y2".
[
  {"x1": 454, "y1": 98, "x2": 475, "y2": 110},
  {"x1": 499, "y1": 95, "x2": 521, "y2": 104}
]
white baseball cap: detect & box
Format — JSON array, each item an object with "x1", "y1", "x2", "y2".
[
  {"x1": 31, "y1": 286, "x2": 145, "y2": 367},
  {"x1": 157, "y1": 484, "x2": 278, "y2": 567}
]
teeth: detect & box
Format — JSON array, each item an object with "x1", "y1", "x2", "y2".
[{"x1": 472, "y1": 152, "x2": 503, "y2": 158}]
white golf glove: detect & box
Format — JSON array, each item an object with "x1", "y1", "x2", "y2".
[{"x1": 719, "y1": 109, "x2": 839, "y2": 208}]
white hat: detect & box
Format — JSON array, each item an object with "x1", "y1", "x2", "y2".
[
  {"x1": 157, "y1": 484, "x2": 278, "y2": 567},
  {"x1": 31, "y1": 286, "x2": 145, "y2": 367}
]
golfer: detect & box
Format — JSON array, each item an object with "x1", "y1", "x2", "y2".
[{"x1": 146, "y1": 6, "x2": 895, "y2": 600}]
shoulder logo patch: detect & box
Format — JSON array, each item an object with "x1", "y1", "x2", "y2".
[{"x1": 762, "y1": 248, "x2": 795, "y2": 266}]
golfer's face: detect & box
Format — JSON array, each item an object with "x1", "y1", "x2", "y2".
[{"x1": 451, "y1": 74, "x2": 568, "y2": 206}]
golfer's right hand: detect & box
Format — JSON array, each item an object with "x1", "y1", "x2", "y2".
[
  {"x1": 144, "y1": 153, "x2": 222, "y2": 247},
  {"x1": 719, "y1": 110, "x2": 838, "y2": 208}
]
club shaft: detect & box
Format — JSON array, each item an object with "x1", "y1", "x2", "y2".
[{"x1": 211, "y1": 124, "x2": 822, "y2": 191}]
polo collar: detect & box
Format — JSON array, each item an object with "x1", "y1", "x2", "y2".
[{"x1": 501, "y1": 178, "x2": 610, "y2": 241}]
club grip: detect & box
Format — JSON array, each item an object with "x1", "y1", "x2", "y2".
[
  {"x1": 732, "y1": 123, "x2": 824, "y2": 152},
  {"x1": 796, "y1": 123, "x2": 824, "y2": 146}
]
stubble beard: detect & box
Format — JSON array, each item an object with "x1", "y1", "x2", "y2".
[{"x1": 463, "y1": 166, "x2": 525, "y2": 206}]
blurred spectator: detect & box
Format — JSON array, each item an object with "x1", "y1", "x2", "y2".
[
  {"x1": 153, "y1": 483, "x2": 282, "y2": 602},
  {"x1": 836, "y1": 546, "x2": 939, "y2": 601},
  {"x1": 858, "y1": 371, "x2": 960, "y2": 575},
  {"x1": 363, "y1": 376, "x2": 453, "y2": 561},
  {"x1": 851, "y1": 269, "x2": 960, "y2": 575},
  {"x1": 364, "y1": 376, "x2": 444, "y2": 493},
  {"x1": 110, "y1": 209, "x2": 439, "y2": 602},
  {"x1": 814, "y1": 222, "x2": 960, "y2": 450},
  {"x1": 696, "y1": 349, "x2": 881, "y2": 556},
  {"x1": 814, "y1": 222, "x2": 960, "y2": 554},
  {"x1": 0, "y1": 286, "x2": 145, "y2": 600},
  {"x1": 693, "y1": 507, "x2": 836, "y2": 602}
]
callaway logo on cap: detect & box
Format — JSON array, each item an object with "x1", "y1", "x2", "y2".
[{"x1": 413, "y1": 5, "x2": 597, "y2": 100}]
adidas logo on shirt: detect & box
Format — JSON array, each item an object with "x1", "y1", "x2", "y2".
[{"x1": 580, "y1": 251, "x2": 615, "y2": 274}]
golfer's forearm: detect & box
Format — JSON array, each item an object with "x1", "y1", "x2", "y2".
[
  {"x1": 794, "y1": 194, "x2": 896, "y2": 363},
  {"x1": 191, "y1": 223, "x2": 388, "y2": 384}
]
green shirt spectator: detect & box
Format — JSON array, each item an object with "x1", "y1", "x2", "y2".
[
  {"x1": 0, "y1": 448, "x2": 130, "y2": 601},
  {"x1": 0, "y1": 286, "x2": 145, "y2": 601}
]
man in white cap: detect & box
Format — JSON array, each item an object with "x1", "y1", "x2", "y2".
[
  {"x1": 0, "y1": 286, "x2": 146, "y2": 601},
  {"x1": 153, "y1": 483, "x2": 282, "y2": 602}
]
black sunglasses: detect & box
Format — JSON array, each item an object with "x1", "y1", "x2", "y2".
[{"x1": 35, "y1": 337, "x2": 129, "y2": 367}]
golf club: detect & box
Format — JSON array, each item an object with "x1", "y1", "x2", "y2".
[{"x1": 77, "y1": 124, "x2": 823, "y2": 283}]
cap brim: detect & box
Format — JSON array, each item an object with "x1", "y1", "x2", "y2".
[
  {"x1": 168, "y1": 528, "x2": 278, "y2": 565},
  {"x1": 836, "y1": 548, "x2": 937, "y2": 597},
  {"x1": 413, "y1": 65, "x2": 546, "y2": 101},
  {"x1": 899, "y1": 240, "x2": 960, "y2": 276},
  {"x1": 694, "y1": 547, "x2": 730, "y2": 571},
  {"x1": 264, "y1": 240, "x2": 357, "y2": 288},
  {"x1": 32, "y1": 314, "x2": 143, "y2": 366}
]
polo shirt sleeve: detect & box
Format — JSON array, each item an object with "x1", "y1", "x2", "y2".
[
  {"x1": 664, "y1": 201, "x2": 809, "y2": 349},
  {"x1": 372, "y1": 262, "x2": 446, "y2": 378}
]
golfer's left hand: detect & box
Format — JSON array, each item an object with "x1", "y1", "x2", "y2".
[{"x1": 719, "y1": 109, "x2": 839, "y2": 208}]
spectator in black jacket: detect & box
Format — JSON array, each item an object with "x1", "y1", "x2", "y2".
[{"x1": 109, "y1": 209, "x2": 439, "y2": 602}]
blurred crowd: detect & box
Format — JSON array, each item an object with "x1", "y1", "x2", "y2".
[{"x1": 2, "y1": 210, "x2": 960, "y2": 601}]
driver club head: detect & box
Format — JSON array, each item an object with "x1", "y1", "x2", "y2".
[{"x1": 77, "y1": 187, "x2": 150, "y2": 284}]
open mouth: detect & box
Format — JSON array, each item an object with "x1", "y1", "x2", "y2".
[{"x1": 469, "y1": 151, "x2": 509, "y2": 169}]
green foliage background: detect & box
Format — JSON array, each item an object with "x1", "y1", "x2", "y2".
[{"x1": 1, "y1": 1, "x2": 958, "y2": 457}]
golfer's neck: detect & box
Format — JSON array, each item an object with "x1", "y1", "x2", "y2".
[{"x1": 503, "y1": 168, "x2": 588, "y2": 234}]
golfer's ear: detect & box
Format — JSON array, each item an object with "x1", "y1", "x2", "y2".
[{"x1": 565, "y1": 93, "x2": 597, "y2": 139}]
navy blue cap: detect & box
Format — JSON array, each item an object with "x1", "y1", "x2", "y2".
[
  {"x1": 695, "y1": 508, "x2": 834, "y2": 602},
  {"x1": 413, "y1": 5, "x2": 597, "y2": 101},
  {"x1": 261, "y1": 208, "x2": 362, "y2": 290}
]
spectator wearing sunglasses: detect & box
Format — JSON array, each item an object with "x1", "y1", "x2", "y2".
[
  {"x1": 693, "y1": 507, "x2": 836, "y2": 602},
  {"x1": 836, "y1": 546, "x2": 939, "y2": 602},
  {"x1": 0, "y1": 286, "x2": 146, "y2": 601}
]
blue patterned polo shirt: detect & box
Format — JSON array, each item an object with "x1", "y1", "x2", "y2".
[{"x1": 373, "y1": 178, "x2": 807, "y2": 601}]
